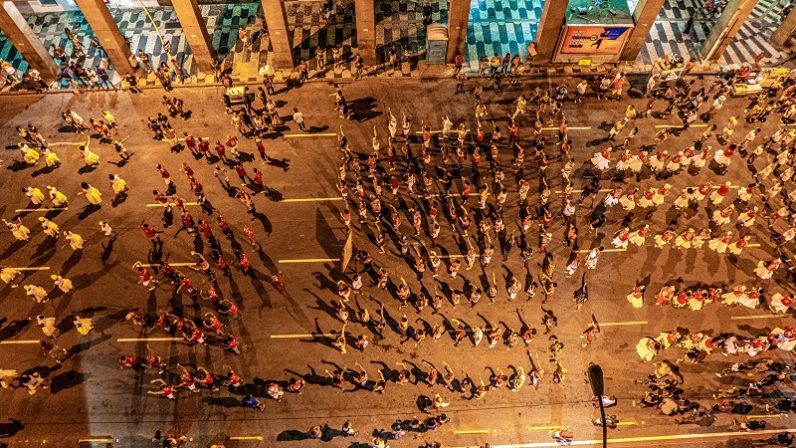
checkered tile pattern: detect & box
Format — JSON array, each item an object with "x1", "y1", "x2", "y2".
[
  {"x1": 465, "y1": 0, "x2": 542, "y2": 69},
  {"x1": 0, "y1": 29, "x2": 30, "y2": 74},
  {"x1": 288, "y1": 0, "x2": 449, "y2": 62},
  {"x1": 0, "y1": 3, "x2": 260, "y2": 84},
  {"x1": 641, "y1": 0, "x2": 793, "y2": 66}
]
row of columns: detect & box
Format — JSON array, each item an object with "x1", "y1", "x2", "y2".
[
  {"x1": 0, "y1": 0, "x2": 793, "y2": 82},
  {"x1": 0, "y1": 0, "x2": 291, "y2": 81}
]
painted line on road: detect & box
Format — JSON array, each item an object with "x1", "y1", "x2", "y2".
[
  {"x1": 270, "y1": 333, "x2": 334, "y2": 339},
  {"x1": 600, "y1": 321, "x2": 648, "y2": 327},
  {"x1": 542, "y1": 126, "x2": 592, "y2": 131},
  {"x1": 554, "y1": 189, "x2": 612, "y2": 194},
  {"x1": 748, "y1": 243, "x2": 761, "y2": 248},
  {"x1": 14, "y1": 207, "x2": 69, "y2": 212},
  {"x1": 459, "y1": 428, "x2": 796, "y2": 448},
  {"x1": 730, "y1": 314, "x2": 785, "y2": 320},
  {"x1": 78, "y1": 438, "x2": 115, "y2": 443},
  {"x1": 426, "y1": 193, "x2": 478, "y2": 198},
  {"x1": 10, "y1": 266, "x2": 51, "y2": 271},
  {"x1": 687, "y1": 184, "x2": 740, "y2": 190},
  {"x1": 50, "y1": 141, "x2": 90, "y2": 147},
  {"x1": 526, "y1": 421, "x2": 637, "y2": 432},
  {"x1": 116, "y1": 337, "x2": 183, "y2": 342},
  {"x1": 0, "y1": 340, "x2": 39, "y2": 345},
  {"x1": 280, "y1": 197, "x2": 344, "y2": 202},
  {"x1": 278, "y1": 258, "x2": 340, "y2": 264},
  {"x1": 576, "y1": 247, "x2": 627, "y2": 253},
  {"x1": 454, "y1": 429, "x2": 492, "y2": 435},
  {"x1": 228, "y1": 436, "x2": 264, "y2": 441},
  {"x1": 746, "y1": 413, "x2": 786, "y2": 419},
  {"x1": 527, "y1": 424, "x2": 567, "y2": 431},
  {"x1": 654, "y1": 124, "x2": 708, "y2": 129},
  {"x1": 145, "y1": 202, "x2": 200, "y2": 207},
  {"x1": 283, "y1": 133, "x2": 337, "y2": 138},
  {"x1": 138, "y1": 262, "x2": 195, "y2": 268}
]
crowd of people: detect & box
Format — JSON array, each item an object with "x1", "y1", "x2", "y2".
[{"x1": 3, "y1": 21, "x2": 796, "y2": 446}]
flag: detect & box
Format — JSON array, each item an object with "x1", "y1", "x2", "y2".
[{"x1": 340, "y1": 230, "x2": 353, "y2": 272}]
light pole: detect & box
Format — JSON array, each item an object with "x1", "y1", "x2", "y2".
[{"x1": 587, "y1": 363, "x2": 607, "y2": 448}]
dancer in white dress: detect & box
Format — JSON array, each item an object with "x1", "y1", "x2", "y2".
[
  {"x1": 627, "y1": 286, "x2": 644, "y2": 309},
  {"x1": 591, "y1": 148, "x2": 612, "y2": 171}
]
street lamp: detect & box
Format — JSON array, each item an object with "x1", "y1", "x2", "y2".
[{"x1": 587, "y1": 363, "x2": 607, "y2": 448}]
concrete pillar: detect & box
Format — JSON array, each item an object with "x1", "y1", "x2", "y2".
[
  {"x1": 700, "y1": 0, "x2": 760, "y2": 61},
  {"x1": 446, "y1": 0, "x2": 472, "y2": 63},
  {"x1": 0, "y1": 2, "x2": 58, "y2": 81},
  {"x1": 74, "y1": 0, "x2": 134, "y2": 75},
  {"x1": 771, "y1": 6, "x2": 796, "y2": 46},
  {"x1": 262, "y1": 0, "x2": 294, "y2": 68},
  {"x1": 171, "y1": 0, "x2": 215, "y2": 72},
  {"x1": 621, "y1": 0, "x2": 666, "y2": 61},
  {"x1": 355, "y1": 0, "x2": 377, "y2": 65},
  {"x1": 534, "y1": 0, "x2": 568, "y2": 63}
]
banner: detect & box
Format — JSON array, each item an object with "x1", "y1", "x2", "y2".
[
  {"x1": 559, "y1": 26, "x2": 631, "y2": 55},
  {"x1": 341, "y1": 230, "x2": 353, "y2": 272}
]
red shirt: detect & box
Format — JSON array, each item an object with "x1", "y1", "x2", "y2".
[
  {"x1": 138, "y1": 268, "x2": 152, "y2": 282},
  {"x1": 143, "y1": 227, "x2": 156, "y2": 239}
]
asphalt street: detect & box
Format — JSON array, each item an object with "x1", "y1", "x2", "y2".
[{"x1": 0, "y1": 76, "x2": 793, "y2": 448}]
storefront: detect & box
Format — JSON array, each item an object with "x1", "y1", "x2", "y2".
[{"x1": 552, "y1": 0, "x2": 634, "y2": 63}]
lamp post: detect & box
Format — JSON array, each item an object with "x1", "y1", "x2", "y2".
[{"x1": 587, "y1": 363, "x2": 607, "y2": 448}]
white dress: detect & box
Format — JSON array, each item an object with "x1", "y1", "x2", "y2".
[{"x1": 591, "y1": 152, "x2": 610, "y2": 170}]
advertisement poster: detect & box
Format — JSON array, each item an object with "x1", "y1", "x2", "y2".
[{"x1": 559, "y1": 26, "x2": 631, "y2": 55}]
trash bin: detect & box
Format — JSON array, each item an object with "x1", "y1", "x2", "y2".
[{"x1": 426, "y1": 24, "x2": 449, "y2": 64}]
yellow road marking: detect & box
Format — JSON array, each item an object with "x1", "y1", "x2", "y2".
[
  {"x1": 14, "y1": 207, "x2": 69, "y2": 212},
  {"x1": 11, "y1": 267, "x2": 50, "y2": 271},
  {"x1": 278, "y1": 258, "x2": 340, "y2": 264},
  {"x1": 426, "y1": 193, "x2": 478, "y2": 198},
  {"x1": 138, "y1": 262, "x2": 195, "y2": 268},
  {"x1": 270, "y1": 333, "x2": 334, "y2": 339},
  {"x1": 228, "y1": 436, "x2": 264, "y2": 441},
  {"x1": 730, "y1": 314, "x2": 784, "y2": 320},
  {"x1": 616, "y1": 421, "x2": 638, "y2": 426},
  {"x1": 454, "y1": 429, "x2": 492, "y2": 435},
  {"x1": 542, "y1": 126, "x2": 592, "y2": 131},
  {"x1": 600, "y1": 321, "x2": 648, "y2": 327},
  {"x1": 576, "y1": 247, "x2": 627, "y2": 253},
  {"x1": 746, "y1": 413, "x2": 786, "y2": 419},
  {"x1": 145, "y1": 202, "x2": 199, "y2": 207},
  {"x1": 654, "y1": 124, "x2": 708, "y2": 129},
  {"x1": 283, "y1": 133, "x2": 337, "y2": 138},
  {"x1": 458, "y1": 428, "x2": 796, "y2": 448},
  {"x1": 527, "y1": 424, "x2": 566, "y2": 431},
  {"x1": 78, "y1": 438, "x2": 114, "y2": 443},
  {"x1": 554, "y1": 189, "x2": 612, "y2": 194},
  {"x1": 748, "y1": 243, "x2": 761, "y2": 248},
  {"x1": 280, "y1": 197, "x2": 344, "y2": 202},
  {"x1": 50, "y1": 141, "x2": 90, "y2": 147},
  {"x1": 688, "y1": 184, "x2": 740, "y2": 190},
  {"x1": 0, "y1": 340, "x2": 39, "y2": 345},
  {"x1": 116, "y1": 337, "x2": 183, "y2": 342}
]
